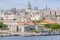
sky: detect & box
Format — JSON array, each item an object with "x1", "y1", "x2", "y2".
[{"x1": 0, "y1": 0, "x2": 60, "y2": 10}]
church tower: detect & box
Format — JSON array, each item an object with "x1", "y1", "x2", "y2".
[{"x1": 27, "y1": 2, "x2": 31, "y2": 10}]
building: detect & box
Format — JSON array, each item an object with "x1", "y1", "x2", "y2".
[{"x1": 0, "y1": 2, "x2": 60, "y2": 33}]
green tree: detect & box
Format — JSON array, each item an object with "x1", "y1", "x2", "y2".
[
  {"x1": 1, "y1": 24, "x2": 8, "y2": 30},
  {"x1": 0, "y1": 22, "x2": 4, "y2": 28},
  {"x1": 44, "y1": 24, "x2": 51, "y2": 28},
  {"x1": 44, "y1": 23, "x2": 60, "y2": 31},
  {"x1": 0, "y1": 22, "x2": 8, "y2": 30},
  {"x1": 50, "y1": 23, "x2": 60, "y2": 30}
]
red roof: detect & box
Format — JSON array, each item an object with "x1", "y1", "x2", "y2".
[{"x1": 18, "y1": 22, "x2": 35, "y2": 25}]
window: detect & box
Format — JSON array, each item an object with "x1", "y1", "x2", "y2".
[
  {"x1": 13, "y1": 19, "x2": 16, "y2": 21},
  {"x1": 0, "y1": 17, "x2": 3, "y2": 20}
]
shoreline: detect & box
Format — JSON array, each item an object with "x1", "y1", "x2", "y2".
[
  {"x1": 0, "y1": 31, "x2": 60, "y2": 37},
  {"x1": 0, "y1": 33, "x2": 60, "y2": 37}
]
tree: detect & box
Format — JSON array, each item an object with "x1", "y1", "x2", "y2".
[
  {"x1": 44, "y1": 23, "x2": 60, "y2": 31},
  {"x1": 0, "y1": 22, "x2": 4, "y2": 28},
  {"x1": 2, "y1": 24, "x2": 8, "y2": 30},
  {"x1": 50, "y1": 23, "x2": 60, "y2": 30},
  {"x1": 44, "y1": 24, "x2": 51, "y2": 28},
  {"x1": 0, "y1": 22, "x2": 8, "y2": 30}
]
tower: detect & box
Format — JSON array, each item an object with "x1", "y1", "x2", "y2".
[
  {"x1": 50, "y1": 10, "x2": 51, "y2": 15},
  {"x1": 55, "y1": 11, "x2": 57, "y2": 17},
  {"x1": 34, "y1": 7, "x2": 38, "y2": 11},
  {"x1": 11, "y1": 8, "x2": 16, "y2": 15},
  {"x1": 45, "y1": 5, "x2": 48, "y2": 10},
  {"x1": 27, "y1": 2, "x2": 31, "y2": 10},
  {"x1": 49, "y1": 10, "x2": 52, "y2": 20}
]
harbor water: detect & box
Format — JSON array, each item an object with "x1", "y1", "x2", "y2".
[{"x1": 0, "y1": 35, "x2": 60, "y2": 40}]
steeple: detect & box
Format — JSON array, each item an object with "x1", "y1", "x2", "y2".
[{"x1": 27, "y1": 2, "x2": 31, "y2": 10}]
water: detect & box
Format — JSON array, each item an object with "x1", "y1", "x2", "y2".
[{"x1": 0, "y1": 35, "x2": 60, "y2": 40}]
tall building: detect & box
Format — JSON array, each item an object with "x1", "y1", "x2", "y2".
[
  {"x1": 11, "y1": 8, "x2": 17, "y2": 15},
  {"x1": 34, "y1": 7, "x2": 38, "y2": 11},
  {"x1": 27, "y1": 2, "x2": 31, "y2": 10},
  {"x1": 45, "y1": 5, "x2": 48, "y2": 10}
]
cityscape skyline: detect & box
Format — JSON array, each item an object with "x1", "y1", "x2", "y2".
[
  {"x1": 0, "y1": 0, "x2": 60, "y2": 10},
  {"x1": 0, "y1": 0, "x2": 60, "y2": 38}
]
